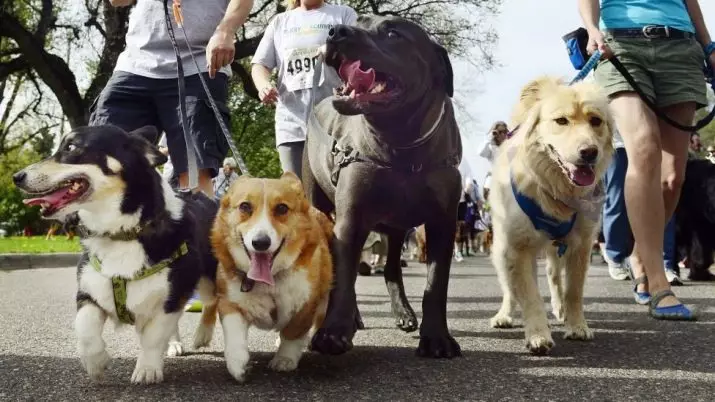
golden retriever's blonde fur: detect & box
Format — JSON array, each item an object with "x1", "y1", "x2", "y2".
[{"x1": 489, "y1": 76, "x2": 614, "y2": 355}]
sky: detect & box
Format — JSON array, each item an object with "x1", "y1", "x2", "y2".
[{"x1": 454, "y1": 0, "x2": 715, "y2": 186}]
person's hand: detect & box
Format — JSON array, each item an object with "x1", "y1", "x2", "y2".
[
  {"x1": 206, "y1": 29, "x2": 236, "y2": 79},
  {"x1": 586, "y1": 28, "x2": 613, "y2": 59},
  {"x1": 259, "y1": 84, "x2": 278, "y2": 106}
]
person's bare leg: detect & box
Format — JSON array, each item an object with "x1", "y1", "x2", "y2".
[
  {"x1": 608, "y1": 94, "x2": 679, "y2": 308},
  {"x1": 659, "y1": 102, "x2": 694, "y2": 219},
  {"x1": 179, "y1": 169, "x2": 215, "y2": 197}
]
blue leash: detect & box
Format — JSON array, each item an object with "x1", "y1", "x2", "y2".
[{"x1": 569, "y1": 50, "x2": 602, "y2": 85}]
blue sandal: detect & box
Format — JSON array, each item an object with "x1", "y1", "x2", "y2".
[
  {"x1": 631, "y1": 275, "x2": 651, "y2": 305},
  {"x1": 648, "y1": 290, "x2": 697, "y2": 321}
]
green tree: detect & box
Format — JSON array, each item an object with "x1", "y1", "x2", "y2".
[{"x1": 0, "y1": 147, "x2": 48, "y2": 235}]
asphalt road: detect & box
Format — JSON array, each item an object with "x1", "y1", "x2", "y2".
[{"x1": 1, "y1": 256, "x2": 714, "y2": 401}]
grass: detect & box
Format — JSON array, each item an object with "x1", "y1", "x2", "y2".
[{"x1": 0, "y1": 236, "x2": 82, "y2": 254}]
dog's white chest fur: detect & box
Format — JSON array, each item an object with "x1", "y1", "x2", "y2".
[
  {"x1": 79, "y1": 238, "x2": 171, "y2": 325},
  {"x1": 225, "y1": 269, "x2": 312, "y2": 331}
]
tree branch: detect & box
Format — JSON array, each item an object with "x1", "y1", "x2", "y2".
[
  {"x1": 230, "y1": 62, "x2": 259, "y2": 101},
  {"x1": 0, "y1": 57, "x2": 29, "y2": 83},
  {"x1": 0, "y1": 10, "x2": 86, "y2": 127}
]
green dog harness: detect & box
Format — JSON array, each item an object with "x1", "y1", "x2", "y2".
[{"x1": 90, "y1": 242, "x2": 189, "y2": 324}]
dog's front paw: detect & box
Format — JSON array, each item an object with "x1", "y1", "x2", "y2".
[
  {"x1": 525, "y1": 333, "x2": 555, "y2": 355},
  {"x1": 416, "y1": 332, "x2": 462, "y2": 358},
  {"x1": 193, "y1": 324, "x2": 214, "y2": 349},
  {"x1": 166, "y1": 340, "x2": 183, "y2": 357},
  {"x1": 131, "y1": 362, "x2": 164, "y2": 384},
  {"x1": 490, "y1": 314, "x2": 514, "y2": 329},
  {"x1": 395, "y1": 309, "x2": 419, "y2": 333},
  {"x1": 310, "y1": 326, "x2": 354, "y2": 355},
  {"x1": 80, "y1": 350, "x2": 110, "y2": 381},
  {"x1": 268, "y1": 355, "x2": 299, "y2": 372},
  {"x1": 564, "y1": 322, "x2": 594, "y2": 341},
  {"x1": 225, "y1": 349, "x2": 250, "y2": 382}
]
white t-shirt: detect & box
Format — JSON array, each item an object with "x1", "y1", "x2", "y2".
[
  {"x1": 251, "y1": 4, "x2": 358, "y2": 146},
  {"x1": 115, "y1": 0, "x2": 232, "y2": 79}
]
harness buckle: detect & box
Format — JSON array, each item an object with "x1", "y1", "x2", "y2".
[{"x1": 642, "y1": 25, "x2": 668, "y2": 39}]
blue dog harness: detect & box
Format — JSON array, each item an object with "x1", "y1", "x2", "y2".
[{"x1": 510, "y1": 176, "x2": 576, "y2": 257}]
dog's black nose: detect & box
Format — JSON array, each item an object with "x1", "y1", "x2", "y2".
[
  {"x1": 252, "y1": 233, "x2": 271, "y2": 252},
  {"x1": 12, "y1": 171, "x2": 26, "y2": 186},
  {"x1": 328, "y1": 25, "x2": 350, "y2": 42},
  {"x1": 579, "y1": 147, "x2": 599, "y2": 164}
]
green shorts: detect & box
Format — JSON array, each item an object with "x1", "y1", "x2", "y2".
[{"x1": 593, "y1": 36, "x2": 708, "y2": 109}]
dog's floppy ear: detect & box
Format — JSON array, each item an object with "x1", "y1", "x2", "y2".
[
  {"x1": 518, "y1": 101, "x2": 543, "y2": 141},
  {"x1": 130, "y1": 125, "x2": 161, "y2": 145},
  {"x1": 433, "y1": 42, "x2": 454, "y2": 97},
  {"x1": 129, "y1": 126, "x2": 167, "y2": 168}
]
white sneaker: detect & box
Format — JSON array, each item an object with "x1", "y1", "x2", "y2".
[
  {"x1": 665, "y1": 268, "x2": 683, "y2": 286},
  {"x1": 608, "y1": 262, "x2": 630, "y2": 281},
  {"x1": 454, "y1": 251, "x2": 464, "y2": 262}
]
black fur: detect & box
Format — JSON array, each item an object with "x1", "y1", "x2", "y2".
[
  {"x1": 53, "y1": 125, "x2": 218, "y2": 315},
  {"x1": 675, "y1": 159, "x2": 715, "y2": 281}
]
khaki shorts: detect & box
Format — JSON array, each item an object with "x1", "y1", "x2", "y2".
[{"x1": 593, "y1": 36, "x2": 707, "y2": 109}]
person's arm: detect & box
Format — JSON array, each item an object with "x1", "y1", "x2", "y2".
[
  {"x1": 109, "y1": 0, "x2": 134, "y2": 7},
  {"x1": 578, "y1": 0, "x2": 612, "y2": 58},
  {"x1": 685, "y1": 0, "x2": 712, "y2": 47},
  {"x1": 251, "y1": 17, "x2": 279, "y2": 104},
  {"x1": 578, "y1": 0, "x2": 600, "y2": 33},
  {"x1": 206, "y1": 0, "x2": 255, "y2": 78}
]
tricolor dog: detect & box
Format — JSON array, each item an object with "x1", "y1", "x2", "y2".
[
  {"x1": 209, "y1": 173, "x2": 334, "y2": 382},
  {"x1": 13, "y1": 125, "x2": 219, "y2": 384}
]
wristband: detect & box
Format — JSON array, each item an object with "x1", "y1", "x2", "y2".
[{"x1": 704, "y1": 42, "x2": 715, "y2": 57}]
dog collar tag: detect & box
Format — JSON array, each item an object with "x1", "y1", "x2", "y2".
[{"x1": 553, "y1": 241, "x2": 568, "y2": 257}]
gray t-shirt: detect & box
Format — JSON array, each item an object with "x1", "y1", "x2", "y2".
[
  {"x1": 115, "y1": 0, "x2": 232, "y2": 79},
  {"x1": 251, "y1": 4, "x2": 357, "y2": 146}
]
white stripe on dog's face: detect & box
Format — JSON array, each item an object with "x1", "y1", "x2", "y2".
[{"x1": 243, "y1": 195, "x2": 281, "y2": 254}]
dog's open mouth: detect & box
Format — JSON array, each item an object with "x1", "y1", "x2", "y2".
[
  {"x1": 333, "y1": 58, "x2": 400, "y2": 103},
  {"x1": 241, "y1": 237, "x2": 285, "y2": 286},
  {"x1": 22, "y1": 176, "x2": 91, "y2": 217},
  {"x1": 546, "y1": 145, "x2": 596, "y2": 187}
]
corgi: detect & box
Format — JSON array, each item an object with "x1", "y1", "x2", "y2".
[{"x1": 209, "y1": 172, "x2": 334, "y2": 382}]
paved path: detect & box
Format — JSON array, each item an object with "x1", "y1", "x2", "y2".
[{"x1": 1, "y1": 256, "x2": 714, "y2": 401}]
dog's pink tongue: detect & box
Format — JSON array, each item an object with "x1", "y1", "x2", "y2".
[
  {"x1": 338, "y1": 59, "x2": 375, "y2": 93},
  {"x1": 247, "y1": 253, "x2": 274, "y2": 286},
  {"x1": 572, "y1": 166, "x2": 596, "y2": 187},
  {"x1": 22, "y1": 187, "x2": 72, "y2": 207}
]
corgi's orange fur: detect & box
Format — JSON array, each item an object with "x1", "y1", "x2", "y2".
[{"x1": 209, "y1": 172, "x2": 333, "y2": 382}]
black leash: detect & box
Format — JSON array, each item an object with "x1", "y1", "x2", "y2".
[{"x1": 162, "y1": 0, "x2": 250, "y2": 191}]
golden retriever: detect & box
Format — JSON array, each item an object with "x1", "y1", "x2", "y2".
[{"x1": 489, "y1": 76, "x2": 614, "y2": 355}]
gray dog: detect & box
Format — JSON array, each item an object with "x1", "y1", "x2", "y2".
[{"x1": 302, "y1": 15, "x2": 463, "y2": 358}]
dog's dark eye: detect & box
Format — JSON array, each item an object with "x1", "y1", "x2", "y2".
[
  {"x1": 589, "y1": 116, "x2": 603, "y2": 127},
  {"x1": 238, "y1": 202, "x2": 253, "y2": 215},
  {"x1": 274, "y1": 203, "x2": 289, "y2": 216},
  {"x1": 387, "y1": 29, "x2": 401, "y2": 39},
  {"x1": 554, "y1": 117, "x2": 569, "y2": 126}
]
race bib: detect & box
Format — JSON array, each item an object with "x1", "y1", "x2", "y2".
[{"x1": 283, "y1": 46, "x2": 323, "y2": 92}]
